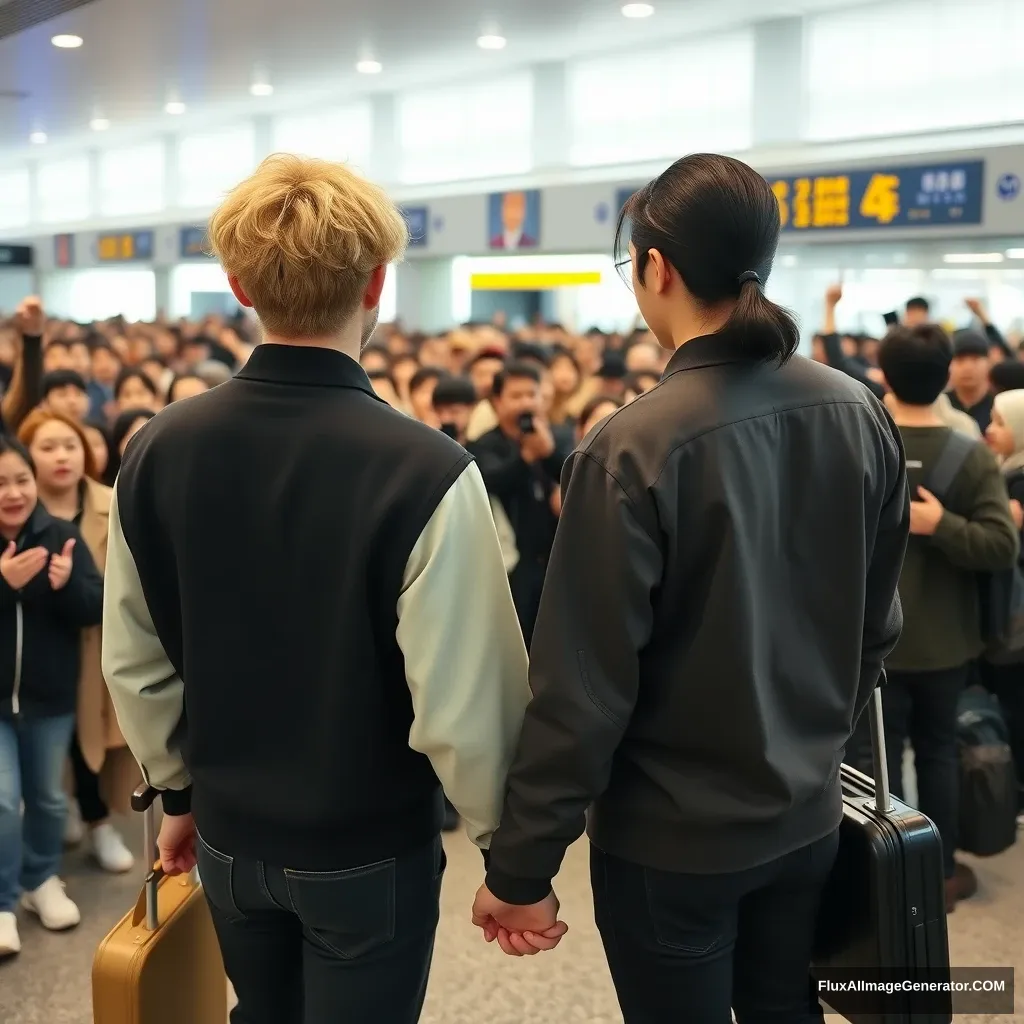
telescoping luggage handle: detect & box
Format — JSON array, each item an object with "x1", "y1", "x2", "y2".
[
  {"x1": 130, "y1": 784, "x2": 165, "y2": 931},
  {"x1": 868, "y1": 685, "x2": 894, "y2": 815}
]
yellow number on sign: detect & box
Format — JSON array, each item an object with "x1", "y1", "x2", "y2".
[
  {"x1": 99, "y1": 237, "x2": 116, "y2": 261},
  {"x1": 793, "y1": 178, "x2": 812, "y2": 229},
  {"x1": 120, "y1": 235, "x2": 134, "y2": 259},
  {"x1": 771, "y1": 180, "x2": 790, "y2": 227},
  {"x1": 860, "y1": 174, "x2": 901, "y2": 225}
]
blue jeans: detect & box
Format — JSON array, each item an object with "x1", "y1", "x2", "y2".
[{"x1": 0, "y1": 714, "x2": 76, "y2": 911}]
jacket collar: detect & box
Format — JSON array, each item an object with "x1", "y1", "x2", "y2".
[
  {"x1": 236, "y1": 343, "x2": 383, "y2": 401},
  {"x1": 18, "y1": 503, "x2": 55, "y2": 550},
  {"x1": 662, "y1": 333, "x2": 767, "y2": 379}
]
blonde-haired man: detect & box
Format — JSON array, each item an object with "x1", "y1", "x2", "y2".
[{"x1": 102, "y1": 155, "x2": 539, "y2": 1022}]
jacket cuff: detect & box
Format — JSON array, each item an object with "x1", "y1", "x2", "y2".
[
  {"x1": 161, "y1": 785, "x2": 192, "y2": 816},
  {"x1": 485, "y1": 867, "x2": 552, "y2": 906},
  {"x1": 480, "y1": 848, "x2": 491, "y2": 870}
]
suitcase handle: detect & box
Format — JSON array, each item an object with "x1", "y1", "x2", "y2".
[
  {"x1": 868, "y1": 685, "x2": 894, "y2": 815},
  {"x1": 132, "y1": 784, "x2": 162, "y2": 930}
]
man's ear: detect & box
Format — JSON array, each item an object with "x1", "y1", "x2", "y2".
[
  {"x1": 363, "y1": 265, "x2": 387, "y2": 309},
  {"x1": 227, "y1": 274, "x2": 253, "y2": 309}
]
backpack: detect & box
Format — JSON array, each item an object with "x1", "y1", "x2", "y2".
[
  {"x1": 956, "y1": 686, "x2": 1018, "y2": 857},
  {"x1": 927, "y1": 432, "x2": 1024, "y2": 662}
]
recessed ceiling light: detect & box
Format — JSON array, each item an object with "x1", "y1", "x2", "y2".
[
  {"x1": 942, "y1": 252, "x2": 1003, "y2": 264},
  {"x1": 165, "y1": 99, "x2": 186, "y2": 115},
  {"x1": 476, "y1": 33, "x2": 507, "y2": 50},
  {"x1": 29, "y1": 130, "x2": 47, "y2": 145},
  {"x1": 250, "y1": 82, "x2": 274, "y2": 96},
  {"x1": 89, "y1": 117, "x2": 110, "y2": 131},
  {"x1": 356, "y1": 58, "x2": 383, "y2": 74},
  {"x1": 1006, "y1": 248, "x2": 1024, "y2": 259},
  {"x1": 51, "y1": 33, "x2": 83, "y2": 48},
  {"x1": 621, "y1": 3, "x2": 655, "y2": 17}
]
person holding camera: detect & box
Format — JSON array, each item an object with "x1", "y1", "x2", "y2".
[{"x1": 469, "y1": 361, "x2": 565, "y2": 646}]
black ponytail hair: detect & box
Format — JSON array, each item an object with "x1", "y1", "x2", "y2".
[{"x1": 615, "y1": 153, "x2": 800, "y2": 364}]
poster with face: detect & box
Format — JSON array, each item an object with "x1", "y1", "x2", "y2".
[{"x1": 488, "y1": 189, "x2": 540, "y2": 250}]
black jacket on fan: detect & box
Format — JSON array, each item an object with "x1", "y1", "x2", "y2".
[
  {"x1": 0, "y1": 507, "x2": 103, "y2": 719},
  {"x1": 486, "y1": 333, "x2": 910, "y2": 904}
]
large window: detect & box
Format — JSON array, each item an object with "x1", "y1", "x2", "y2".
[
  {"x1": 398, "y1": 72, "x2": 533, "y2": 184},
  {"x1": 177, "y1": 124, "x2": 256, "y2": 208},
  {"x1": 0, "y1": 167, "x2": 31, "y2": 229},
  {"x1": 805, "y1": 0, "x2": 1024, "y2": 140},
  {"x1": 99, "y1": 141, "x2": 166, "y2": 216},
  {"x1": 38, "y1": 156, "x2": 91, "y2": 224},
  {"x1": 567, "y1": 31, "x2": 754, "y2": 166},
  {"x1": 272, "y1": 102, "x2": 373, "y2": 168}
]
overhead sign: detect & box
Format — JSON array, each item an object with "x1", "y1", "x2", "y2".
[
  {"x1": 55, "y1": 234, "x2": 74, "y2": 268},
  {"x1": 0, "y1": 245, "x2": 32, "y2": 267},
  {"x1": 768, "y1": 160, "x2": 985, "y2": 231},
  {"x1": 97, "y1": 230, "x2": 155, "y2": 262},
  {"x1": 471, "y1": 271, "x2": 601, "y2": 290},
  {"x1": 180, "y1": 226, "x2": 211, "y2": 258},
  {"x1": 401, "y1": 207, "x2": 429, "y2": 248}
]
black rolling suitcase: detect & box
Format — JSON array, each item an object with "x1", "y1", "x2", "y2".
[{"x1": 813, "y1": 688, "x2": 952, "y2": 1023}]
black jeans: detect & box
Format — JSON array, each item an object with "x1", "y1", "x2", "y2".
[
  {"x1": 591, "y1": 831, "x2": 839, "y2": 1024},
  {"x1": 196, "y1": 833, "x2": 444, "y2": 1024},
  {"x1": 881, "y1": 666, "x2": 967, "y2": 878},
  {"x1": 982, "y1": 661, "x2": 1024, "y2": 811},
  {"x1": 69, "y1": 733, "x2": 109, "y2": 824},
  {"x1": 509, "y1": 559, "x2": 545, "y2": 649}
]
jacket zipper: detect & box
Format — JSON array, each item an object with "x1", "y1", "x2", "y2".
[{"x1": 11, "y1": 601, "x2": 23, "y2": 715}]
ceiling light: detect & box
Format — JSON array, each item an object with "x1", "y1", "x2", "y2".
[
  {"x1": 356, "y1": 58, "x2": 383, "y2": 74},
  {"x1": 1006, "y1": 248, "x2": 1024, "y2": 259},
  {"x1": 942, "y1": 252, "x2": 1003, "y2": 264},
  {"x1": 250, "y1": 82, "x2": 274, "y2": 96},
  {"x1": 89, "y1": 117, "x2": 110, "y2": 131},
  {"x1": 51, "y1": 33, "x2": 83, "y2": 48},
  {"x1": 165, "y1": 99, "x2": 186, "y2": 115},
  {"x1": 621, "y1": 3, "x2": 655, "y2": 17},
  {"x1": 476, "y1": 33, "x2": 507, "y2": 50},
  {"x1": 29, "y1": 130, "x2": 47, "y2": 145}
]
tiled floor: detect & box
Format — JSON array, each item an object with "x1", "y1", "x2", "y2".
[{"x1": 2, "y1": 816, "x2": 1022, "y2": 1023}]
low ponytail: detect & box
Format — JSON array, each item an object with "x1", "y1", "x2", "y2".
[{"x1": 722, "y1": 273, "x2": 800, "y2": 365}]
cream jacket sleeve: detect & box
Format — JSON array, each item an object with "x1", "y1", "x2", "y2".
[
  {"x1": 101, "y1": 484, "x2": 192, "y2": 811},
  {"x1": 398, "y1": 461, "x2": 531, "y2": 849}
]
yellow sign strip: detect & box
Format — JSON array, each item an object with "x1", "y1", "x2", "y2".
[{"x1": 470, "y1": 271, "x2": 602, "y2": 290}]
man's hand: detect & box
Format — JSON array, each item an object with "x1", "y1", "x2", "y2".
[
  {"x1": 825, "y1": 283, "x2": 843, "y2": 308},
  {"x1": 521, "y1": 419, "x2": 555, "y2": 462},
  {"x1": 909, "y1": 487, "x2": 945, "y2": 536},
  {"x1": 13, "y1": 296, "x2": 45, "y2": 337},
  {"x1": 1010, "y1": 498, "x2": 1023, "y2": 530},
  {"x1": 965, "y1": 297, "x2": 988, "y2": 322},
  {"x1": 158, "y1": 811, "x2": 197, "y2": 875},
  {"x1": 472, "y1": 885, "x2": 568, "y2": 956},
  {"x1": 48, "y1": 538, "x2": 75, "y2": 591},
  {"x1": 0, "y1": 543, "x2": 48, "y2": 590}
]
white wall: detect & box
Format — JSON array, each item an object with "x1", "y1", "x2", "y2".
[
  {"x1": 42, "y1": 269, "x2": 157, "y2": 322},
  {"x1": 0, "y1": 269, "x2": 35, "y2": 316}
]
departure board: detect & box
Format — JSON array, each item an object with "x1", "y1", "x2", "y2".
[
  {"x1": 768, "y1": 160, "x2": 984, "y2": 231},
  {"x1": 97, "y1": 230, "x2": 155, "y2": 262},
  {"x1": 180, "y1": 226, "x2": 210, "y2": 258}
]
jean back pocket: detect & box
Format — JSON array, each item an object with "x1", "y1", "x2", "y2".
[
  {"x1": 195, "y1": 832, "x2": 245, "y2": 924},
  {"x1": 284, "y1": 858, "x2": 396, "y2": 960}
]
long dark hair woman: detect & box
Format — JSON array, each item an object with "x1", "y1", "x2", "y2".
[{"x1": 476, "y1": 154, "x2": 909, "y2": 1022}]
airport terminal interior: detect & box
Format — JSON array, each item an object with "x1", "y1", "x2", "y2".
[{"x1": 1, "y1": 0, "x2": 1024, "y2": 1020}]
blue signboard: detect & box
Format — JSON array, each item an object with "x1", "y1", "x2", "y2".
[
  {"x1": 767, "y1": 160, "x2": 984, "y2": 232},
  {"x1": 0, "y1": 245, "x2": 32, "y2": 267},
  {"x1": 402, "y1": 207, "x2": 429, "y2": 248},
  {"x1": 97, "y1": 229, "x2": 155, "y2": 262},
  {"x1": 180, "y1": 226, "x2": 212, "y2": 258}
]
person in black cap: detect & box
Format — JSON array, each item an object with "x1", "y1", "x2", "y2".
[
  {"x1": 431, "y1": 375, "x2": 477, "y2": 446},
  {"x1": 947, "y1": 329, "x2": 995, "y2": 432}
]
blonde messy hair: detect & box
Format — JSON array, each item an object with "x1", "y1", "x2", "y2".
[{"x1": 209, "y1": 154, "x2": 408, "y2": 338}]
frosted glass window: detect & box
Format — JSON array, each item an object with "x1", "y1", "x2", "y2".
[
  {"x1": 99, "y1": 141, "x2": 165, "y2": 216},
  {"x1": 0, "y1": 167, "x2": 31, "y2": 229},
  {"x1": 38, "y1": 156, "x2": 91, "y2": 224},
  {"x1": 568, "y1": 32, "x2": 754, "y2": 166},
  {"x1": 177, "y1": 124, "x2": 256, "y2": 208},
  {"x1": 805, "y1": 0, "x2": 1024, "y2": 139},
  {"x1": 398, "y1": 73, "x2": 533, "y2": 184},
  {"x1": 272, "y1": 102, "x2": 372, "y2": 167}
]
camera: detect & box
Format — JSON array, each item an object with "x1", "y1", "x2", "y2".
[{"x1": 517, "y1": 412, "x2": 536, "y2": 435}]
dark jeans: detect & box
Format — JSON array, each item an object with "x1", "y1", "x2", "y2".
[
  {"x1": 196, "y1": 833, "x2": 445, "y2": 1024},
  {"x1": 880, "y1": 666, "x2": 967, "y2": 878},
  {"x1": 591, "y1": 831, "x2": 840, "y2": 1024},
  {"x1": 509, "y1": 559, "x2": 545, "y2": 648},
  {"x1": 69, "y1": 732, "x2": 109, "y2": 824},
  {"x1": 982, "y1": 661, "x2": 1024, "y2": 811}
]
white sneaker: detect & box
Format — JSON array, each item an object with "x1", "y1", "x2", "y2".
[
  {"x1": 64, "y1": 801, "x2": 85, "y2": 847},
  {"x1": 90, "y1": 823, "x2": 135, "y2": 873},
  {"x1": 20, "y1": 877, "x2": 80, "y2": 931},
  {"x1": 0, "y1": 912, "x2": 20, "y2": 956}
]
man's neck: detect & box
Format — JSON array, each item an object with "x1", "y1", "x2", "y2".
[
  {"x1": 887, "y1": 400, "x2": 944, "y2": 428},
  {"x1": 262, "y1": 331, "x2": 362, "y2": 362},
  {"x1": 954, "y1": 384, "x2": 990, "y2": 409}
]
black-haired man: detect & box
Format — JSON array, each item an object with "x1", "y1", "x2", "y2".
[
  {"x1": 42, "y1": 369, "x2": 90, "y2": 423},
  {"x1": 432, "y1": 376, "x2": 477, "y2": 446},
  {"x1": 904, "y1": 296, "x2": 931, "y2": 327},
  {"x1": 946, "y1": 330, "x2": 995, "y2": 433},
  {"x1": 875, "y1": 323, "x2": 1018, "y2": 911},
  {"x1": 469, "y1": 361, "x2": 565, "y2": 645}
]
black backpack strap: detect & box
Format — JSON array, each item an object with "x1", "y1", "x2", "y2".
[{"x1": 926, "y1": 431, "x2": 976, "y2": 502}]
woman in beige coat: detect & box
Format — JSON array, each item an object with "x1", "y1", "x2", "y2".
[{"x1": 19, "y1": 409, "x2": 139, "y2": 872}]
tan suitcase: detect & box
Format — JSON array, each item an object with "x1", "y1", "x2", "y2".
[{"x1": 92, "y1": 785, "x2": 228, "y2": 1024}]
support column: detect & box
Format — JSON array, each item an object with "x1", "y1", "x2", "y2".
[
  {"x1": 531, "y1": 62, "x2": 569, "y2": 171},
  {"x1": 395, "y1": 259, "x2": 454, "y2": 333},
  {"x1": 369, "y1": 93, "x2": 399, "y2": 184},
  {"x1": 751, "y1": 18, "x2": 804, "y2": 147}
]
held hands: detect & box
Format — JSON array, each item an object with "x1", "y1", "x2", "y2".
[
  {"x1": 0, "y1": 543, "x2": 48, "y2": 590},
  {"x1": 472, "y1": 884, "x2": 568, "y2": 956},
  {"x1": 47, "y1": 538, "x2": 76, "y2": 590},
  {"x1": 157, "y1": 811, "x2": 197, "y2": 875},
  {"x1": 909, "y1": 487, "x2": 944, "y2": 536}
]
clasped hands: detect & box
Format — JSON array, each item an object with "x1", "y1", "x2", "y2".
[{"x1": 471, "y1": 885, "x2": 568, "y2": 957}]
